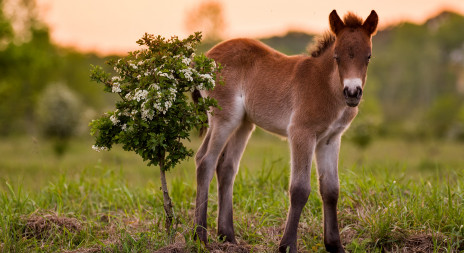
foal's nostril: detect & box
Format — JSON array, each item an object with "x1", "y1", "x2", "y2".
[
  {"x1": 356, "y1": 87, "x2": 363, "y2": 99},
  {"x1": 343, "y1": 87, "x2": 349, "y2": 98},
  {"x1": 343, "y1": 87, "x2": 362, "y2": 99}
]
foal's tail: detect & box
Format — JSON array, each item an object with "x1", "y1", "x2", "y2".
[{"x1": 192, "y1": 89, "x2": 207, "y2": 137}]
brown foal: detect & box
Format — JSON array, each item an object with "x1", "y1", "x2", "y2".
[{"x1": 193, "y1": 10, "x2": 378, "y2": 253}]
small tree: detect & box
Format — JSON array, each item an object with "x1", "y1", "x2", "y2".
[{"x1": 89, "y1": 32, "x2": 219, "y2": 235}]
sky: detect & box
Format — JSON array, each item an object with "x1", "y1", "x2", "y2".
[{"x1": 35, "y1": 0, "x2": 464, "y2": 55}]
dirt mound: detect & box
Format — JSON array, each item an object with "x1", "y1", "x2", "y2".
[
  {"x1": 23, "y1": 213, "x2": 82, "y2": 240},
  {"x1": 403, "y1": 234, "x2": 436, "y2": 252},
  {"x1": 154, "y1": 242, "x2": 252, "y2": 253}
]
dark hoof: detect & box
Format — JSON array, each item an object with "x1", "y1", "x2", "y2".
[
  {"x1": 218, "y1": 227, "x2": 236, "y2": 243},
  {"x1": 193, "y1": 226, "x2": 207, "y2": 243},
  {"x1": 218, "y1": 233, "x2": 237, "y2": 244},
  {"x1": 325, "y1": 244, "x2": 345, "y2": 253},
  {"x1": 278, "y1": 243, "x2": 296, "y2": 253}
]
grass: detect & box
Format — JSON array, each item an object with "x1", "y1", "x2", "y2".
[{"x1": 1, "y1": 131, "x2": 464, "y2": 252}]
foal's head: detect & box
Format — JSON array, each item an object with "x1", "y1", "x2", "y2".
[{"x1": 329, "y1": 10, "x2": 378, "y2": 107}]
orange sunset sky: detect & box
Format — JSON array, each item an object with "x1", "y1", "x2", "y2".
[{"x1": 35, "y1": 0, "x2": 464, "y2": 55}]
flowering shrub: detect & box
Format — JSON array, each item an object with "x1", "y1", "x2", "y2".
[
  {"x1": 37, "y1": 83, "x2": 81, "y2": 156},
  {"x1": 89, "y1": 32, "x2": 219, "y2": 170}
]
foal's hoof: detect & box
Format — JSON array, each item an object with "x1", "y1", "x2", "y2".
[
  {"x1": 218, "y1": 228, "x2": 237, "y2": 244},
  {"x1": 193, "y1": 226, "x2": 208, "y2": 243},
  {"x1": 325, "y1": 244, "x2": 345, "y2": 253},
  {"x1": 218, "y1": 233, "x2": 237, "y2": 244},
  {"x1": 278, "y1": 244, "x2": 296, "y2": 253}
]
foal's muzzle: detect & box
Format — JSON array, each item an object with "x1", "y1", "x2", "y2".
[{"x1": 343, "y1": 86, "x2": 362, "y2": 107}]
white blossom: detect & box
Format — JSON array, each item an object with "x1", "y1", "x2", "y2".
[
  {"x1": 112, "y1": 76, "x2": 121, "y2": 82},
  {"x1": 179, "y1": 68, "x2": 194, "y2": 82},
  {"x1": 112, "y1": 82, "x2": 122, "y2": 93},
  {"x1": 154, "y1": 102, "x2": 163, "y2": 112},
  {"x1": 110, "y1": 114, "x2": 119, "y2": 125},
  {"x1": 149, "y1": 83, "x2": 160, "y2": 91},
  {"x1": 121, "y1": 109, "x2": 131, "y2": 117},
  {"x1": 182, "y1": 57, "x2": 191, "y2": 66},
  {"x1": 141, "y1": 101, "x2": 154, "y2": 121},
  {"x1": 159, "y1": 72, "x2": 174, "y2": 80},
  {"x1": 200, "y1": 73, "x2": 215, "y2": 86},
  {"x1": 196, "y1": 83, "x2": 205, "y2": 90},
  {"x1": 121, "y1": 124, "x2": 127, "y2": 131},
  {"x1": 169, "y1": 87, "x2": 176, "y2": 96},
  {"x1": 133, "y1": 89, "x2": 149, "y2": 102},
  {"x1": 136, "y1": 74, "x2": 141, "y2": 80},
  {"x1": 165, "y1": 101, "x2": 172, "y2": 109},
  {"x1": 92, "y1": 145, "x2": 108, "y2": 152},
  {"x1": 130, "y1": 63, "x2": 138, "y2": 69}
]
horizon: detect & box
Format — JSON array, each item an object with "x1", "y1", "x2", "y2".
[{"x1": 35, "y1": 0, "x2": 464, "y2": 56}]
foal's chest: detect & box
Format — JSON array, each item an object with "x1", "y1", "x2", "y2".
[{"x1": 317, "y1": 107, "x2": 358, "y2": 143}]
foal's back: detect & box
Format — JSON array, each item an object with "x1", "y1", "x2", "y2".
[{"x1": 206, "y1": 38, "x2": 308, "y2": 136}]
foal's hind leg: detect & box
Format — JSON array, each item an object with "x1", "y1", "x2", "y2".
[
  {"x1": 195, "y1": 130, "x2": 211, "y2": 164},
  {"x1": 216, "y1": 121, "x2": 255, "y2": 243},
  {"x1": 194, "y1": 112, "x2": 244, "y2": 242}
]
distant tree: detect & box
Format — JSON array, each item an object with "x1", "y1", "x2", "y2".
[
  {"x1": 36, "y1": 83, "x2": 81, "y2": 156},
  {"x1": 457, "y1": 105, "x2": 464, "y2": 141},
  {"x1": 0, "y1": 0, "x2": 59, "y2": 134},
  {"x1": 90, "y1": 33, "x2": 219, "y2": 236},
  {"x1": 424, "y1": 94, "x2": 462, "y2": 139},
  {"x1": 346, "y1": 97, "x2": 383, "y2": 152},
  {"x1": 184, "y1": 1, "x2": 226, "y2": 42},
  {"x1": 0, "y1": 0, "x2": 13, "y2": 46}
]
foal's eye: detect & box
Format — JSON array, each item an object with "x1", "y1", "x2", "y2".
[
  {"x1": 334, "y1": 55, "x2": 340, "y2": 63},
  {"x1": 367, "y1": 54, "x2": 372, "y2": 63}
]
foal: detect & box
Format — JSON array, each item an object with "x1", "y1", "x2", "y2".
[{"x1": 194, "y1": 10, "x2": 378, "y2": 253}]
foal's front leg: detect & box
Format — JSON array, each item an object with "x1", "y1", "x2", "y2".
[
  {"x1": 279, "y1": 128, "x2": 316, "y2": 253},
  {"x1": 316, "y1": 136, "x2": 345, "y2": 253}
]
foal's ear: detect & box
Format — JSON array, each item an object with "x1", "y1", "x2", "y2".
[
  {"x1": 363, "y1": 10, "x2": 378, "y2": 36},
  {"x1": 329, "y1": 10, "x2": 344, "y2": 35}
]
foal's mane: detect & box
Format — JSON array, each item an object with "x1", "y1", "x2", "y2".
[
  {"x1": 309, "y1": 12, "x2": 364, "y2": 58},
  {"x1": 308, "y1": 32, "x2": 335, "y2": 58}
]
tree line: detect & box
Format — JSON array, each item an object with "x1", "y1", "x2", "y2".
[{"x1": 0, "y1": 1, "x2": 463, "y2": 142}]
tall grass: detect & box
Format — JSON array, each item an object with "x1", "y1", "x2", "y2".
[{"x1": 0, "y1": 134, "x2": 463, "y2": 252}]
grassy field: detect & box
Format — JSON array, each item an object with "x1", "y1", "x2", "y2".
[{"x1": 1, "y1": 131, "x2": 464, "y2": 252}]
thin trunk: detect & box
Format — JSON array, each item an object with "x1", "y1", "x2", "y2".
[{"x1": 159, "y1": 154, "x2": 174, "y2": 238}]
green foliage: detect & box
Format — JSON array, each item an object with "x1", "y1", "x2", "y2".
[
  {"x1": 0, "y1": 1, "x2": 112, "y2": 135},
  {"x1": 0, "y1": 3, "x2": 58, "y2": 134},
  {"x1": 424, "y1": 94, "x2": 463, "y2": 139},
  {"x1": 260, "y1": 31, "x2": 314, "y2": 55},
  {"x1": 89, "y1": 32, "x2": 219, "y2": 170},
  {"x1": 368, "y1": 12, "x2": 464, "y2": 139},
  {"x1": 346, "y1": 95, "x2": 383, "y2": 150}
]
